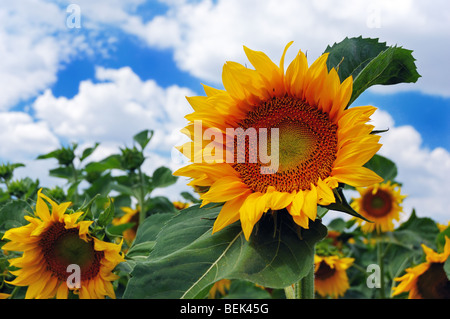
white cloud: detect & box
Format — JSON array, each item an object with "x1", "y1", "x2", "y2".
[
  {"x1": 0, "y1": 1, "x2": 92, "y2": 110},
  {"x1": 370, "y1": 109, "x2": 450, "y2": 223},
  {"x1": 121, "y1": 0, "x2": 450, "y2": 97},
  {"x1": 0, "y1": 111, "x2": 60, "y2": 162},
  {"x1": 32, "y1": 65, "x2": 194, "y2": 155}
]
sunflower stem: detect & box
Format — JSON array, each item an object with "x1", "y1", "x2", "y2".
[
  {"x1": 285, "y1": 245, "x2": 315, "y2": 299},
  {"x1": 137, "y1": 167, "x2": 147, "y2": 227},
  {"x1": 297, "y1": 259, "x2": 315, "y2": 299},
  {"x1": 377, "y1": 238, "x2": 386, "y2": 299}
]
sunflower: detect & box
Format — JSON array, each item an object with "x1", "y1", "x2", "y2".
[
  {"x1": 392, "y1": 237, "x2": 450, "y2": 299},
  {"x1": 208, "y1": 279, "x2": 231, "y2": 298},
  {"x1": 173, "y1": 201, "x2": 191, "y2": 210},
  {"x1": 174, "y1": 42, "x2": 383, "y2": 240},
  {"x1": 2, "y1": 189, "x2": 124, "y2": 299},
  {"x1": 351, "y1": 181, "x2": 406, "y2": 233},
  {"x1": 112, "y1": 206, "x2": 140, "y2": 244},
  {"x1": 314, "y1": 254, "x2": 354, "y2": 298}
]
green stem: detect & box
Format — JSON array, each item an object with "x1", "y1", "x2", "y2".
[
  {"x1": 284, "y1": 246, "x2": 315, "y2": 299},
  {"x1": 377, "y1": 238, "x2": 386, "y2": 299},
  {"x1": 297, "y1": 261, "x2": 315, "y2": 299},
  {"x1": 71, "y1": 162, "x2": 79, "y2": 204},
  {"x1": 137, "y1": 167, "x2": 146, "y2": 226}
]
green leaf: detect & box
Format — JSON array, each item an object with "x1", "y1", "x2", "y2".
[
  {"x1": 133, "y1": 130, "x2": 154, "y2": 151},
  {"x1": 147, "y1": 196, "x2": 178, "y2": 215},
  {"x1": 180, "y1": 191, "x2": 201, "y2": 204},
  {"x1": 97, "y1": 198, "x2": 115, "y2": 227},
  {"x1": 0, "y1": 200, "x2": 32, "y2": 232},
  {"x1": 325, "y1": 37, "x2": 388, "y2": 82},
  {"x1": 395, "y1": 209, "x2": 439, "y2": 249},
  {"x1": 444, "y1": 258, "x2": 450, "y2": 281},
  {"x1": 80, "y1": 143, "x2": 99, "y2": 162},
  {"x1": 152, "y1": 166, "x2": 178, "y2": 188},
  {"x1": 126, "y1": 213, "x2": 174, "y2": 258},
  {"x1": 351, "y1": 46, "x2": 420, "y2": 104},
  {"x1": 123, "y1": 204, "x2": 327, "y2": 298},
  {"x1": 436, "y1": 226, "x2": 450, "y2": 252},
  {"x1": 324, "y1": 36, "x2": 420, "y2": 106},
  {"x1": 324, "y1": 187, "x2": 372, "y2": 222},
  {"x1": 364, "y1": 154, "x2": 398, "y2": 183},
  {"x1": 106, "y1": 222, "x2": 135, "y2": 237},
  {"x1": 133, "y1": 213, "x2": 174, "y2": 244},
  {"x1": 223, "y1": 280, "x2": 272, "y2": 299},
  {"x1": 84, "y1": 154, "x2": 123, "y2": 173}
]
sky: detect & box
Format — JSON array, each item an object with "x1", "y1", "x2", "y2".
[{"x1": 0, "y1": 0, "x2": 449, "y2": 223}]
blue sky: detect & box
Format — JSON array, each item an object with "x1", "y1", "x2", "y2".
[{"x1": 1, "y1": 0, "x2": 449, "y2": 223}]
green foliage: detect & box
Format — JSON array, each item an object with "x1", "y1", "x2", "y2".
[
  {"x1": 324, "y1": 36, "x2": 421, "y2": 106},
  {"x1": 123, "y1": 204, "x2": 327, "y2": 298}
]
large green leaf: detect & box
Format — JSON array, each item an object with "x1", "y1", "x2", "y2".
[
  {"x1": 123, "y1": 204, "x2": 327, "y2": 298},
  {"x1": 324, "y1": 37, "x2": 420, "y2": 106}
]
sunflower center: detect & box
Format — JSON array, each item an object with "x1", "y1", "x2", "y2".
[
  {"x1": 315, "y1": 261, "x2": 336, "y2": 280},
  {"x1": 39, "y1": 222, "x2": 104, "y2": 282},
  {"x1": 362, "y1": 189, "x2": 393, "y2": 217},
  {"x1": 233, "y1": 96, "x2": 338, "y2": 193},
  {"x1": 416, "y1": 262, "x2": 450, "y2": 299}
]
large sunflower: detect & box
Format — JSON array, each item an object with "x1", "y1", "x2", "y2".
[
  {"x1": 2, "y1": 189, "x2": 124, "y2": 299},
  {"x1": 351, "y1": 181, "x2": 406, "y2": 233},
  {"x1": 314, "y1": 254, "x2": 354, "y2": 298},
  {"x1": 392, "y1": 237, "x2": 450, "y2": 299},
  {"x1": 174, "y1": 42, "x2": 383, "y2": 240}
]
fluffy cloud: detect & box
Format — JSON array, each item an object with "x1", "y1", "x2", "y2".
[
  {"x1": 0, "y1": 112, "x2": 59, "y2": 162},
  {"x1": 370, "y1": 109, "x2": 450, "y2": 223},
  {"x1": 121, "y1": 0, "x2": 450, "y2": 97},
  {"x1": 33, "y1": 66, "x2": 194, "y2": 154},
  {"x1": 0, "y1": 1, "x2": 90, "y2": 110}
]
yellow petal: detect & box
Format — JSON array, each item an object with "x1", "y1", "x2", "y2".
[
  {"x1": 317, "y1": 178, "x2": 336, "y2": 206},
  {"x1": 302, "y1": 185, "x2": 318, "y2": 220},
  {"x1": 201, "y1": 176, "x2": 250, "y2": 203},
  {"x1": 239, "y1": 192, "x2": 267, "y2": 240},
  {"x1": 212, "y1": 190, "x2": 251, "y2": 234},
  {"x1": 285, "y1": 50, "x2": 308, "y2": 98},
  {"x1": 288, "y1": 190, "x2": 304, "y2": 216},
  {"x1": 291, "y1": 213, "x2": 309, "y2": 229},
  {"x1": 36, "y1": 189, "x2": 51, "y2": 221},
  {"x1": 332, "y1": 166, "x2": 384, "y2": 187}
]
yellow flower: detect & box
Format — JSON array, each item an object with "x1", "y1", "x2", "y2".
[
  {"x1": 208, "y1": 279, "x2": 231, "y2": 298},
  {"x1": 314, "y1": 255, "x2": 354, "y2": 298},
  {"x1": 173, "y1": 201, "x2": 191, "y2": 210},
  {"x1": 438, "y1": 221, "x2": 450, "y2": 232},
  {"x1": 174, "y1": 42, "x2": 383, "y2": 240},
  {"x1": 2, "y1": 189, "x2": 124, "y2": 299},
  {"x1": 351, "y1": 181, "x2": 407, "y2": 233},
  {"x1": 392, "y1": 237, "x2": 450, "y2": 299},
  {"x1": 112, "y1": 206, "x2": 140, "y2": 244}
]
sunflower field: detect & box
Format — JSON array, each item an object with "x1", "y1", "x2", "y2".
[{"x1": 1, "y1": 37, "x2": 449, "y2": 302}]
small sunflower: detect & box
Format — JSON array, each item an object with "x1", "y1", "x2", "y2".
[
  {"x1": 351, "y1": 181, "x2": 406, "y2": 233},
  {"x1": 314, "y1": 254, "x2": 354, "y2": 298},
  {"x1": 173, "y1": 201, "x2": 191, "y2": 210},
  {"x1": 174, "y1": 42, "x2": 383, "y2": 240},
  {"x1": 208, "y1": 279, "x2": 231, "y2": 299},
  {"x1": 112, "y1": 206, "x2": 140, "y2": 244},
  {"x1": 2, "y1": 189, "x2": 124, "y2": 299},
  {"x1": 392, "y1": 237, "x2": 450, "y2": 299}
]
